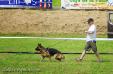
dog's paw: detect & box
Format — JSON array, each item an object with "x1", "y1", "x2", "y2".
[{"x1": 40, "y1": 60, "x2": 46, "y2": 62}]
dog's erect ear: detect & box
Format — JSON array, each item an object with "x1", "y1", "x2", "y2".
[
  {"x1": 38, "y1": 43, "x2": 42, "y2": 46},
  {"x1": 38, "y1": 43, "x2": 40, "y2": 45}
]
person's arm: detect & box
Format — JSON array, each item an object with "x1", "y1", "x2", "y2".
[
  {"x1": 85, "y1": 31, "x2": 94, "y2": 34},
  {"x1": 85, "y1": 25, "x2": 95, "y2": 34}
]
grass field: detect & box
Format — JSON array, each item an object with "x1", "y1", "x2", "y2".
[
  {"x1": 0, "y1": 38, "x2": 113, "y2": 74},
  {"x1": 53, "y1": 0, "x2": 61, "y2": 6}
]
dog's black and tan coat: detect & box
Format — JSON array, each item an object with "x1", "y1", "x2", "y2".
[{"x1": 35, "y1": 43, "x2": 65, "y2": 61}]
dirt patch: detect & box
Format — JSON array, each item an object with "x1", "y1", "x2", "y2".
[{"x1": 0, "y1": 9, "x2": 107, "y2": 35}]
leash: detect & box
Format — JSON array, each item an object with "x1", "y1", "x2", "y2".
[{"x1": 0, "y1": 51, "x2": 113, "y2": 55}]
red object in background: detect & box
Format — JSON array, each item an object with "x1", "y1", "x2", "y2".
[
  {"x1": 44, "y1": 3, "x2": 46, "y2": 8},
  {"x1": 74, "y1": 3, "x2": 80, "y2": 6},
  {"x1": 40, "y1": 2, "x2": 46, "y2": 9},
  {"x1": 40, "y1": 2, "x2": 42, "y2": 8}
]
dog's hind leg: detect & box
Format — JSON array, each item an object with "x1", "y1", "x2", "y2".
[
  {"x1": 48, "y1": 56, "x2": 52, "y2": 62},
  {"x1": 55, "y1": 53, "x2": 62, "y2": 62},
  {"x1": 55, "y1": 53, "x2": 65, "y2": 62}
]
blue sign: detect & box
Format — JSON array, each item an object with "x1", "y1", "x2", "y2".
[{"x1": 0, "y1": 0, "x2": 52, "y2": 9}]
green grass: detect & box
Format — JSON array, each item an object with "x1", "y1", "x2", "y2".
[
  {"x1": 53, "y1": 0, "x2": 61, "y2": 6},
  {"x1": 0, "y1": 38, "x2": 113, "y2": 74}
]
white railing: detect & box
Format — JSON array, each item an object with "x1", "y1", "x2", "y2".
[{"x1": 0, "y1": 37, "x2": 113, "y2": 40}]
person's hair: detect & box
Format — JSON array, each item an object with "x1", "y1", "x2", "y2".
[{"x1": 87, "y1": 18, "x2": 94, "y2": 24}]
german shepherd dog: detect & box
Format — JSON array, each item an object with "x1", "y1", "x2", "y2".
[{"x1": 35, "y1": 43, "x2": 65, "y2": 61}]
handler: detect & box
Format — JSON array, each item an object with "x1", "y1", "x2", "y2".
[{"x1": 76, "y1": 18, "x2": 101, "y2": 62}]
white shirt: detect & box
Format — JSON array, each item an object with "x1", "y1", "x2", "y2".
[{"x1": 86, "y1": 24, "x2": 96, "y2": 42}]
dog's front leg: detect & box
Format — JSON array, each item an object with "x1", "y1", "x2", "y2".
[{"x1": 41, "y1": 56, "x2": 45, "y2": 62}]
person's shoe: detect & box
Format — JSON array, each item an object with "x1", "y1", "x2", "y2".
[{"x1": 75, "y1": 58, "x2": 82, "y2": 62}]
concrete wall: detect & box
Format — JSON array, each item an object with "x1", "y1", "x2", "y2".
[{"x1": 0, "y1": 9, "x2": 107, "y2": 35}]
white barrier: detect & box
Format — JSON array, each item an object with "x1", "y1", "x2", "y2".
[
  {"x1": 61, "y1": 0, "x2": 113, "y2": 9},
  {"x1": 0, "y1": 37, "x2": 113, "y2": 41}
]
